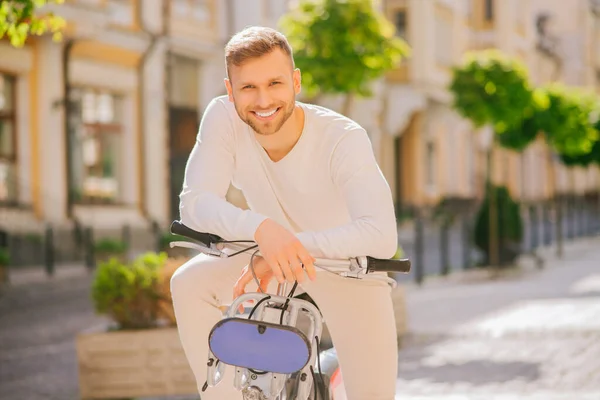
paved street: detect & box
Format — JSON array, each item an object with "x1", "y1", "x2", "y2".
[
  {"x1": 0, "y1": 237, "x2": 598, "y2": 399},
  {"x1": 0, "y1": 269, "x2": 107, "y2": 400},
  {"x1": 397, "y1": 236, "x2": 600, "y2": 399}
]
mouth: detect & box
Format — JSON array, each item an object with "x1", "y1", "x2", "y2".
[{"x1": 251, "y1": 107, "x2": 281, "y2": 122}]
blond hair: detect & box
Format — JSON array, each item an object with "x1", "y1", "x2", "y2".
[{"x1": 225, "y1": 26, "x2": 294, "y2": 77}]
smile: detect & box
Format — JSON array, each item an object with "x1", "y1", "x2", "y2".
[{"x1": 252, "y1": 107, "x2": 280, "y2": 120}]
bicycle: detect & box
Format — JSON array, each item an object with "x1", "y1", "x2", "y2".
[{"x1": 169, "y1": 220, "x2": 411, "y2": 400}]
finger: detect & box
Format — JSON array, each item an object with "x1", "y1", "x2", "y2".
[
  {"x1": 265, "y1": 256, "x2": 286, "y2": 284},
  {"x1": 258, "y1": 272, "x2": 273, "y2": 293},
  {"x1": 277, "y1": 255, "x2": 295, "y2": 283},
  {"x1": 233, "y1": 270, "x2": 253, "y2": 313},
  {"x1": 297, "y1": 247, "x2": 317, "y2": 281},
  {"x1": 289, "y1": 253, "x2": 305, "y2": 283},
  {"x1": 233, "y1": 284, "x2": 245, "y2": 314}
]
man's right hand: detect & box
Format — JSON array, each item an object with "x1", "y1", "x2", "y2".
[{"x1": 254, "y1": 218, "x2": 317, "y2": 284}]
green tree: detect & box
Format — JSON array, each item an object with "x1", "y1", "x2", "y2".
[
  {"x1": 279, "y1": 0, "x2": 410, "y2": 115},
  {"x1": 449, "y1": 49, "x2": 537, "y2": 267},
  {"x1": 449, "y1": 49, "x2": 537, "y2": 136},
  {"x1": 536, "y1": 83, "x2": 599, "y2": 158},
  {"x1": 559, "y1": 137, "x2": 600, "y2": 167},
  {"x1": 0, "y1": 0, "x2": 65, "y2": 48},
  {"x1": 533, "y1": 84, "x2": 600, "y2": 258}
]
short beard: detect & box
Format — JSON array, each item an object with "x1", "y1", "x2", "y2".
[{"x1": 236, "y1": 99, "x2": 295, "y2": 136}]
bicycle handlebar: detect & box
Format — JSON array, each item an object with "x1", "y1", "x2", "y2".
[{"x1": 169, "y1": 220, "x2": 411, "y2": 274}]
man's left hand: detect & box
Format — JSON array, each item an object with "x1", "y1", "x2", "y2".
[{"x1": 233, "y1": 255, "x2": 273, "y2": 313}]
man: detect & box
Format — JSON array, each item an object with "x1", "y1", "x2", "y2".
[{"x1": 171, "y1": 26, "x2": 399, "y2": 400}]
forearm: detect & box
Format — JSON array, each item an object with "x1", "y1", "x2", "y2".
[
  {"x1": 179, "y1": 190, "x2": 267, "y2": 241},
  {"x1": 296, "y1": 216, "x2": 398, "y2": 260}
]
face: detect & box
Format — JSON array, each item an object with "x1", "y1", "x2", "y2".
[{"x1": 225, "y1": 48, "x2": 301, "y2": 136}]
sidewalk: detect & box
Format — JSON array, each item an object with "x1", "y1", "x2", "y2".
[
  {"x1": 395, "y1": 236, "x2": 600, "y2": 399},
  {"x1": 1, "y1": 237, "x2": 598, "y2": 400}
]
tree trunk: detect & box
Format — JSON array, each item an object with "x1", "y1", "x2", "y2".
[
  {"x1": 487, "y1": 147, "x2": 499, "y2": 267},
  {"x1": 342, "y1": 93, "x2": 354, "y2": 117},
  {"x1": 549, "y1": 153, "x2": 563, "y2": 258}
]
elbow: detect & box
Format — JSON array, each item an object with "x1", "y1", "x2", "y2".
[
  {"x1": 178, "y1": 191, "x2": 202, "y2": 231},
  {"x1": 364, "y1": 218, "x2": 398, "y2": 259},
  {"x1": 378, "y1": 230, "x2": 399, "y2": 259}
]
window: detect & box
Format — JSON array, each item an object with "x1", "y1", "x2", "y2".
[
  {"x1": 484, "y1": 0, "x2": 494, "y2": 22},
  {"x1": 0, "y1": 74, "x2": 17, "y2": 203},
  {"x1": 69, "y1": 88, "x2": 124, "y2": 203},
  {"x1": 107, "y1": 0, "x2": 135, "y2": 27},
  {"x1": 465, "y1": 0, "x2": 473, "y2": 23},
  {"x1": 171, "y1": 0, "x2": 211, "y2": 22},
  {"x1": 394, "y1": 9, "x2": 408, "y2": 41}
]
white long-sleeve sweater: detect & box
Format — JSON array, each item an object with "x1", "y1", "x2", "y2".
[{"x1": 179, "y1": 96, "x2": 398, "y2": 260}]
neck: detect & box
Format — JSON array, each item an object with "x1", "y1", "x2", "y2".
[{"x1": 255, "y1": 105, "x2": 304, "y2": 162}]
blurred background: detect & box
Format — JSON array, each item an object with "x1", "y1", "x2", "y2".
[
  {"x1": 1, "y1": 0, "x2": 600, "y2": 399},
  {"x1": 0, "y1": 0, "x2": 599, "y2": 276}
]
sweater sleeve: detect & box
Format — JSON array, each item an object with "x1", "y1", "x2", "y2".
[
  {"x1": 178, "y1": 98, "x2": 268, "y2": 240},
  {"x1": 296, "y1": 128, "x2": 398, "y2": 259}
]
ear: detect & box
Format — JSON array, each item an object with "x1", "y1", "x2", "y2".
[
  {"x1": 224, "y1": 78, "x2": 234, "y2": 102},
  {"x1": 293, "y1": 68, "x2": 302, "y2": 96}
]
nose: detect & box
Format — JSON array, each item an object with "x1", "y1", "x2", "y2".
[{"x1": 255, "y1": 89, "x2": 272, "y2": 110}]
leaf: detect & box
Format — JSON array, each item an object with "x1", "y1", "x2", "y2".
[{"x1": 0, "y1": 0, "x2": 65, "y2": 47}]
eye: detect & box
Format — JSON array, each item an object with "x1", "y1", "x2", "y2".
[
  {"x1": 242, "y1": 85, "x2": 254, "y2": 89},
  {"x1": 270, "y1": 81, "x2": 281, "y2": 86}
]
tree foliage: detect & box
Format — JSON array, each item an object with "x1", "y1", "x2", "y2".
[
  {"x1": 449, "y1": 49, "x2": 536, "y2": 135},
  {"x1": 559, "y1": 117, "x2": 600, "y2": 167},
  {"x1": 278, "y1": 0, "x2": 410, "y2": 100},
  {"x1": 0, "y1": 0, "x2": 65, "y2": 48},
  {"x1": 450, "y1": 49, "x2": 600, "y2": 162},
  {"x1": 536, "y1": 83, "x2": 600, "y2": 158},
  {"x1": 496, "y1": 113, "x2": 540, "y2": 151}
]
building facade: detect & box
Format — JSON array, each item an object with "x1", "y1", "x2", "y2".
[
  {"x1": 0, "y1": 0, "x2": 598, "y2": 238},
  {"x1": 380, "y1": 0, "x2": 600, "y2": 214}
]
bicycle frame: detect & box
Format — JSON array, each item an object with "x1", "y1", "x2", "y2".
[
  {"x1": 207, "y1": 283, "x2": 324, "y2": 399},
  {"x1": 168, "y1": 222, "x2": 410, "y2": 399}
]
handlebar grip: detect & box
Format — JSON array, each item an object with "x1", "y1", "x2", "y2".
[
  {"x1": 366, "y1": 256, "x2": 411, "y2": 274},
  {"x1": 170, "y1": 220, "x2": 223, "y2": 246}
]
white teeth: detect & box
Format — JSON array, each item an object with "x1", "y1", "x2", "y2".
[{"x1": 256, "y1": 109, "x2": 277, "y2": 117}]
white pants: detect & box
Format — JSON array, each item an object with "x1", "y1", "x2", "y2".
[{"x1": 170, "y1": 253, "x2": 398, "y2": 400}]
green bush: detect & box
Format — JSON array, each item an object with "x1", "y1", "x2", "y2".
[
  {"x1": 91, "y1": 252, "x2": 168, "y2": 330},
  {"x1": 94, "y1": 237, "x2": 127, "y2": 254},
  {"x1": 474, "y1": 185, "x2": 524, "y2": 266},
  {"x1": 0, "y1": 247, "x2": 9, "y2": 266}
]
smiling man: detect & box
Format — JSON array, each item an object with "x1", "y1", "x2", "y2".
[{"x1": 170, "y1": 26, "x2": 399, "y2": 400}]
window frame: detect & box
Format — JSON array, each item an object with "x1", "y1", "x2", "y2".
[
  {"x1": 484, "y1": 0, "x2": 494, "y2": 22},
  {"x1": 0, "y1": 72, "x2": 17, "y2": 163},
  {"x1": 0, "y1": 71, "x2": 18, "y2": 206},
  {"x1": 69, "y1": 87, "x2": 125, "y2": 205}
]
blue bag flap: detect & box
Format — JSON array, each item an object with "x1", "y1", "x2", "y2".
[{"x1": 208, "y1": 318, "x2": 311, "y2": 374}]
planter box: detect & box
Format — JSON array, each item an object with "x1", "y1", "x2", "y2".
[{"x1": 76, "y1": 326, "x2": 198, "y2": 399}]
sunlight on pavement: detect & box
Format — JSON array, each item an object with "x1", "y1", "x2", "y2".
[
  {"x1": 396, "y1": 296, "x2": 600, "y2": 398},
  {"x1": 569, "y1": 274, "x2": 600, "y2": 295},
  {"x1": 454, "y1": 298, "x2": 600, "y2": 336},
  {"x1": 394, "y1": 393, "x2": 600, "y2": 400}
]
